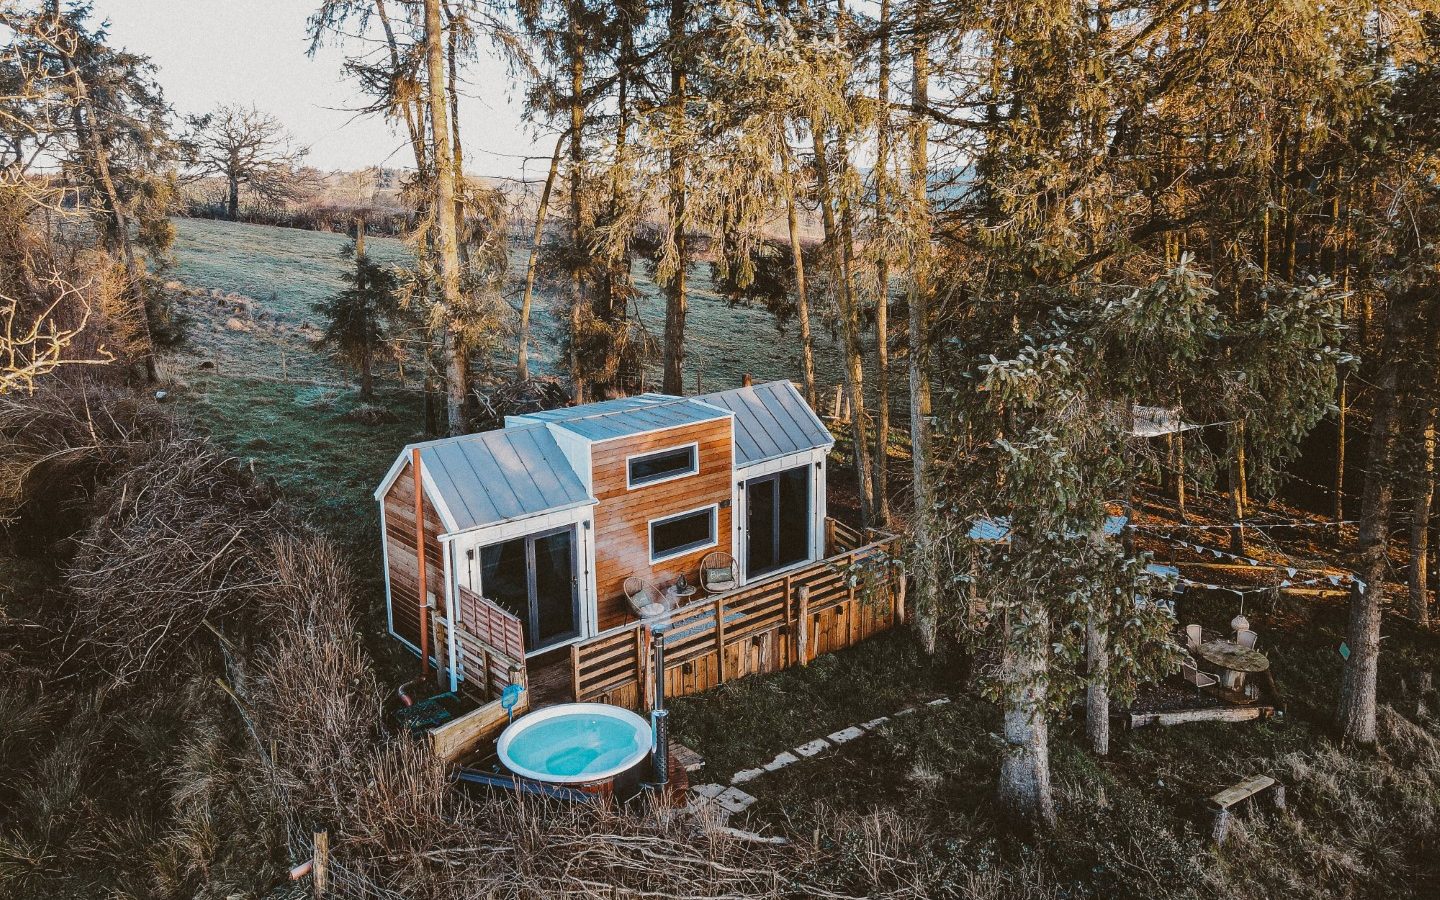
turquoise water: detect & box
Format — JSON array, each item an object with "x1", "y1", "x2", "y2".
[{"x1": 506, "y1": 712, "x2": 649, "y2": 778}]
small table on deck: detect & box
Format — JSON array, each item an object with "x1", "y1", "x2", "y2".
[{"x1": 1195, "y1": 640, "x2": 1269, "y2": 699}]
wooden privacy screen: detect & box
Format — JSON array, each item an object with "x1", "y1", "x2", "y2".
[
  {"x1": 455, "y1": 585, "x2": 527, "y2": 700},
  {"x1": 572, "y1": 530, "x2": 901, "y2": 711}
]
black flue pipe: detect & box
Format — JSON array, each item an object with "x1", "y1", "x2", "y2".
[{"x1": 650, "y1": 623, "x2": 669, "y2": 787}]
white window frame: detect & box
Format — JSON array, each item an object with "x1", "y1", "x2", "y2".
[
  {"x1": 648, "y1": 503, "x2": 719, "y2": 564},
  {"x1": 625, "y1": 441, "x2": 699, "y2": 490}
]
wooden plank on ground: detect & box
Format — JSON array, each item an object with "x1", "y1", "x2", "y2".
[{"x1": 1209, "y1": 774, "x2": 1275, "y2": 809}]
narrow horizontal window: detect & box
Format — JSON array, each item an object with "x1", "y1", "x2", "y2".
[
  {"x1": 649, "y1": 505, "x2": 717, "y2": 562},
  {"x1": 627, "y1": 444, "x2": 698, "y2": 488}
]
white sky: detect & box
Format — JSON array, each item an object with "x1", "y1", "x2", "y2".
[{"x1": 92, "y1": 0, "x2": 552, "y2": 180}]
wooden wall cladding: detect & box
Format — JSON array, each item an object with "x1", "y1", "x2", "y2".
[
  {"x1": 383, "y1": 462, "x2": 446, "y2": 650},
  {"x1": 591, "y1": 418, "x2": 735, "y2": 630}
]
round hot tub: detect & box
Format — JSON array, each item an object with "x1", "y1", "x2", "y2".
[{"x1": 497, "y1": 703, "x2": 652, "y2": 794}]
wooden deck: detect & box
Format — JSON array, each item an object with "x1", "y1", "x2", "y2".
[
  {"x1": 567, "y1": 522, "x2": 901, "y2": 712},
  {"x1": 526, "y1": 645, "x2": 576, "y2": 707}
]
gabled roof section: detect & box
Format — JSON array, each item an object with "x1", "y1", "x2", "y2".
[
  {"x1": 374, "y1": 424, "x2": 594, "y2": 534},
  {"x1": 516, "y1": 393, "x2": 730, "y2": 441},
  {"x1": 699, "y1": 380, "x2": 834, "y2": 467}
]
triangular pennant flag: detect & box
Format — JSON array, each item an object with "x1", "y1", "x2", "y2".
[
  {"x1": 1246, "y1": 557, "x2": 1260, "y2": 566},
  {"x1": 1287, "y1": 567, "x2": 1297, "y2": 578},
  {"x1": 1354, "y1": 579, "x2": 1366, "y2": 594},
  {"x1": 1280, "y1": 579, "x2": 1292, "y2": 587},
  {"x1": 1328, "y1": 575, "x2": 1341, "y2": 586}
]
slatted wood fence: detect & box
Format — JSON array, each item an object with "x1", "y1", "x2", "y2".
[
  {"x1": 570, "y1": 528, "x2": 902, "y2": 712},
  {"x1": 455, "y1": 585, "x2": 527, "y2": 700}
]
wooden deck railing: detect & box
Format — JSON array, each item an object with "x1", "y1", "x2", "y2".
[{"x1": 570, "y1": 526, "x2": 903, "y2": 712}]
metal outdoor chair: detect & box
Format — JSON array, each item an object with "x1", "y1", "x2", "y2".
[
  {"x1": 1182, "y1": 659, "x2": 1218, "y2": 692},
  {"x1": 624, "y1": 576, "x2": 667, "y2": 620},
  {"x1": 699, "y1": 550, "x2": 739, "y2": 595},
  {"x1": 1186, "y1": 623, "x2": 1204, "y2": 653},
  {"x1": 1235, "y1": 629, "x2": 1259, "y2": 650}
]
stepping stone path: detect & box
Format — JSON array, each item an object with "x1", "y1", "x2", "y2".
[{"x1": 685, "y1": 695, "x2": 952, "y2": 823}]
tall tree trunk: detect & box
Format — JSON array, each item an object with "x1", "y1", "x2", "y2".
[
  {"x1": 869, "y1": 0, "x2": 892, "y2": 527},
  {"x1": 1085, "y1": 616, "x2": 1109, "y2": 755},
  {"x1": 1409, "y1": 310, "x2": 1439, "y2": 627},
  {"x1": 71, "y1": 98, "x2": 161, "y2": 383},
  {"x1": 445, "y1": 3, "x2": 470, "y2": 270},
  {"x1": 811, "y1": 122, "x2": 875, "y2": 527},
  {"x1": 780, "y1": 140, "x2": 817, "y2": 408},
  {"x1": 1411, "y1": 409, "x2": 1435, "y2": 628},
  {"x1": 518, "y1": 133, "x2": 564, "y2": 382},
  {"x1": 998, "y1": 595, "x2": 1056, "y2": 826},
  {"x1": 907, "y1": 27, "x2": 937, "y2": 653},
  {"x1": 662, "y1": 0, "x2": 689, "y2": 395},
  {"x1": 1337, "y1": 291, "x2": 1417, "y2": 745},
  {"x1": 227, "y1": 172, "x2": 240, "y2": 220},
  {"x1": 422, "y1": 0, "x2": 467, "y2": 436},
  {"x1": 567, "y1": 1, "x2": 586, "y2": 404},
  {"x1": 1228, "y1": 420, "x2": 1246, "y2": 553}
]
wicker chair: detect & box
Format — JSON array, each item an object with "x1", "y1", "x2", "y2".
[
  {"x1": 699, "y1": 551, "x2": 739, "y2": 594},
  {"x1": 624, "y1": 577, "x2": 667, "y2": 620}
]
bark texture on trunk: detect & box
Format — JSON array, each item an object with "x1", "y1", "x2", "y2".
[
  {"x1": 781, "y1": 142, "x2": 817, "y2": 409},
  {"x1": 998, "y1": 598, "x2": 1056, "y2": 826},
  {"x1": 870, "y1": 0, "x2": 892, "y2": 527},
  {"x1": 422, "y1": 0, "x2": 467, "y2": 436},
  {"x1": 811, "y1": 122, "x2": 874, "y2": 526},
  {"x1": 1412, "y1": 411, "x2": 1436, "y2": 627},
  {"x1": 662, "y1": 0, "x2": 689, "y2": 395},
  {"x1": 1337, "y1": 292, "x2": 1416, "y2": 745},
  {"x1": 907, "y1": 31, "x2": 937, "y2": 653},
  {"x1": 518, "y1": 133, "x2": 564, "y2": 382},
  {"x1": 1085, "y1": 617, "x2": 1109, "y2": 756},
  {"x1": 567, "y1": 2, "x2": 586, "y2": 404},
  {"x1": 1228, "y1": 420, "x2": 1247, "y2": 553}
]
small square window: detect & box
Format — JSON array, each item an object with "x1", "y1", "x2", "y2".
[
  {"x1": 649, "y1": 506, "x2": 717, "y2": 562},
  {"x1": 627, "y1": 444, "x2": 698, "y2": 488}
]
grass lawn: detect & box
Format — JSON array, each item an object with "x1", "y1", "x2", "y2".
[{"x1": 669, "y1": 591, "x2": 1440, "y2": 898}]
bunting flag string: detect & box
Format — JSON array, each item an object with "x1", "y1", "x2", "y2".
[
  {"x1": 1174, "y1": 573, "x2": 1361, "y2": 597},
  {"x1": 1136, "y1": 527, "x2": 1366, "y2": 595},
  {"x1": 1135, "y1": 519, "x2": 1356, "y2": 532}
]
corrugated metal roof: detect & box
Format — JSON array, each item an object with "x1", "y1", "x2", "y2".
[
  {"x1": 525, "y1": 394, "x2": 729, "y2": 441},
  {"x1": 699, "y1": 380, "x2": 834, "y2": 466},
  {"x1": 414, "y1": 425, "x2": 593, "y2": 532}
]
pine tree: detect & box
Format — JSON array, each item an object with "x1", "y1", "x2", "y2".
[{"x1": 313, "y1": 252, "x2": 400, "y2": 399}]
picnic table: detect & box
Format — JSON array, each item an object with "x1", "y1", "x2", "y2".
[
  {"x1": 1195, "y1": 640, "x2": 1269, "y2": 674},
  {"x1": 1195, "y1": 639, "x2": 1274, "y2": 703}
]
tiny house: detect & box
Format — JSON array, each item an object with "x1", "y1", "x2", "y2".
[{"x1": 375, "y1": 380, "x2": 838, "y2": 695}]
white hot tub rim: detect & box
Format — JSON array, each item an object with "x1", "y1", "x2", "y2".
[{"x1": 495, "y1": 701, "x2": 654, "y2": 785}]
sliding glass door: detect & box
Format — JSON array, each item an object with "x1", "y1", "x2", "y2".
[
  {"x1": 745, "y1": 465, "x2": 811, "y2": 578},
  {"x1": 479, "y1": 526, "x2": 580, "y2": 652}
]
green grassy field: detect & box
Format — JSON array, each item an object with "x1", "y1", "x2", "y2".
[{"x1": 168, "y1": 216, "x2": 857, "y2": 392}]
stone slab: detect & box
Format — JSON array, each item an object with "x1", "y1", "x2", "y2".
[
  {"x1": 716, "y1": 786, "x2": 757, "y2": 814},
  {"x1": 795, "y1": 738, "x2": 831, "y2": 758},
  {"x1": 827, "y1": 726, "x2": 865, "y2": 744}
]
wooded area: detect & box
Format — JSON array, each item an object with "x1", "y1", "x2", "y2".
[{"x1": 6, "y1": 0, "x2": 1440, "y2": 896}]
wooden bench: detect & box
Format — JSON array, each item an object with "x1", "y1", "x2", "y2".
[{"x1": 1208, "y1": 774, "x2": 1286, "y2": 843}]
